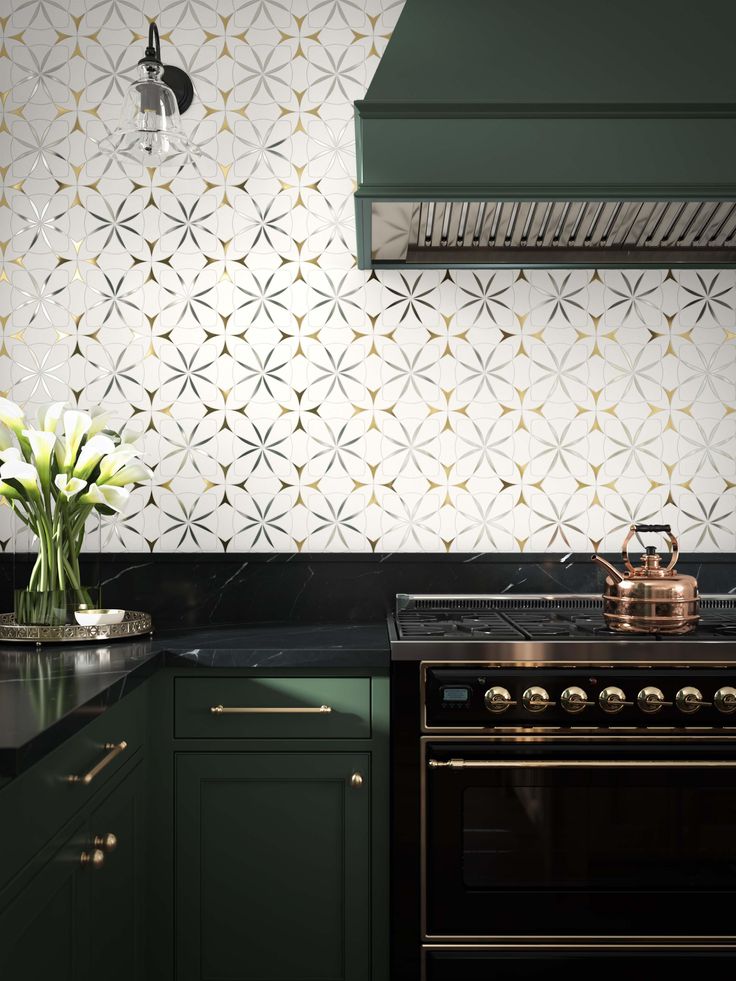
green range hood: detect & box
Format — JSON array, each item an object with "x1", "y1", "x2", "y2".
[{"x1": 354, "y1": 0, "x2": 736, "y2": 269}]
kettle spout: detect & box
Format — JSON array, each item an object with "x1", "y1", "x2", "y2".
[{"x1": 591, "y1": 553, "x2": 625, "y2": 584}]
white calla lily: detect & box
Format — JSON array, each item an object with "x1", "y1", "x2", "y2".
[
  {"x1": 87, "y1": 408, "x2": 113, "y2": 439},
  {"x1": 100, "y1": 460, "x2": 152, "y2": 487},
  {"x1": 73, "y1": 434, "x2": 116, "y2": 480},
  {"x1": 0, "y1": 480, "x2": 21, "y2": 501},
  {"x1": 61, "y1": 411, "x2": 92, "y2": 469},
  {"x1": 79, "y1": 483, "x2": 105, "y2": 506},
  {"x1": 0, "y1": 422, "x2": 13, "y2": 451},
  {"x1": 22, "y1": 429, "x2": 56, "y2": 489},
  {"x1": 54, "y1": 474, "x2": 86, "y2": 500},
  {"x1": 0, "y1": 398, "x2": 25, "y2": 436},
  {"x1": 4, "y1": 400, "x2": 150, "y2": 606},
  {"x1": 0, "y1": 460, "x2": 40, "y2": 499},
  {"x1": 97, "y1": 484, "x2": 130, "y2": 512},
  {"x1": 79, "y1": 482, "x2": 130, "y2": 511},
  {"x1": 36, "y1": 402, "x2": 66, "y2": 434},
  {"x1": 120, "y1": 423, "x2": 143, "y2": 445},
  {"x1": 54, "y1": 437, "x2": 68, "y2": 469},
  {"x1": 97, "y1": 445, "x2": 141, "y2": 482}
]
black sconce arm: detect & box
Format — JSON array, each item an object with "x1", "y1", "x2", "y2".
[{"x1": 142, "y1": 21, "x2": 162, "y2": 65}]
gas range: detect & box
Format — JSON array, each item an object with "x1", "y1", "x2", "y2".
[
  {"x1": 389, "y1": 594, "x2": 736, "y2": 980},
  {"x1": 390, "y1": 593, "x2": 736, "y2": 663}
]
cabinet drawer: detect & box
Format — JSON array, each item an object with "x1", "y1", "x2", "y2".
[
  {"x1": 174, "y1": 677, "x2": 371, "y2": 739},
  {"x1": 0, "y1": 688, "x2": 144, "y2": 896}
]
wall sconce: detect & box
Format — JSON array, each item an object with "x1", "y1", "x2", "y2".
[{"x1": 100, "y1": 21, "x2": 196, "y2": 166}]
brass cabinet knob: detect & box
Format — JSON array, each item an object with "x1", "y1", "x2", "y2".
[
  {"x1": 93, "y1": 833, "x2": 118, "y2": 853},
  {"x1": 484, "y1": 687, "x2": 517, "y2": 713},
  {"x1": 350, "y1": 772, "x2": 364, "y2": 789},
  {"x1": 715, "y1": 687, "x2": 736, "y2": 714},
  {"x1": 80, "y1": 848, "x2": 105, "y2": 869}
]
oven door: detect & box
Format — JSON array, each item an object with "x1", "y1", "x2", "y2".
[{"x1": 424, "y1": 738, "x2": 736, "y2": 942}]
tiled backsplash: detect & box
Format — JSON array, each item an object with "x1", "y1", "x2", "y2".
[{"x1": 1, "y1": 0, "x2": 735, "y2": 553}]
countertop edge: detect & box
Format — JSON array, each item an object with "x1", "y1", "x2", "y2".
[{"x1": 0, "y1": 622, "x2": 391, "y2": 778}]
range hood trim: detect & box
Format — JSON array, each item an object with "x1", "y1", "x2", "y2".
[{"x1": 355, "y1": 101, "x2": 736, "y2": 120}]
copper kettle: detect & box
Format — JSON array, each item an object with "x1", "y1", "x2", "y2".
[{"x1": 591, "y1": 524, "x2": 699, "y2": 634}]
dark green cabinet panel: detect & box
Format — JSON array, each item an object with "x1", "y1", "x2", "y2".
[
  {"x1": 87, "y1": 761, "x2": 146, "y2": 981},
  {"x1": 0, "y1": 757, "x2": 145, "y2": 981},
  {"x1": 177, "y1": 752, "x2": 371, "y2": 981},
  {"x1": 0, "y1": 823, "x2": 87, "y2": 981},
  {"x1": 0, "y1": 686, "x2": 144, "y2": 896}
]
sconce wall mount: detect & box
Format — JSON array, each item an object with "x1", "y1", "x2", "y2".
[{"x1": 141, "y1": 22, "x2": 194, "y2": 115}]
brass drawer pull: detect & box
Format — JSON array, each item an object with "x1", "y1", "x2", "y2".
[
  {"x1": 210, "y1": 704, "x2": 332, "y2": 715},
  {"x1": 350, "y1": 772, "x2": 364, "y2": 788},
  {"x1": 93, "y1": 832, "x2": 118, "y2": 853},
  {"x1": 80, "y1": 849, "x2": 105, "y2": 869},
  {"x1": 68, "y1": 741, "x2": 128, "y2": 785}
]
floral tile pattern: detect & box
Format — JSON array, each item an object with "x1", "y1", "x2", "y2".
[{"x1": 0, "y1": 0, "x2": 735, "y2": 553}]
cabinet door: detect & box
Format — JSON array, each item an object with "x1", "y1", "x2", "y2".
[
  {"x1": 0, "y1": 823, "x2": 88, "y2": 981},
  {"x1": 87, "y1": 760, "x2": 146, "y2": 981},
  {"x1": 177, "y1": 753, "x2": 371, "y2": 981}
]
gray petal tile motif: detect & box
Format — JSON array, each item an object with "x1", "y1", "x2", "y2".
[{"x1": 1, "y1": 0, "x2": 735, "y2": 554}]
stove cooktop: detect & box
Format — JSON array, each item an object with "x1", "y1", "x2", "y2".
[{"x1": 391, "y1": 595, "x2": 736, "y2": 662}]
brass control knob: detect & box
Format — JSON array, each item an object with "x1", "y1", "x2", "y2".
[
  {"x1": 93, "y1": 833, "x2": 118, "y2": 853},
  {"x1": 714, "y1": 687, "x2": 736, "y2": 714},
  {"x1": 637, "y1": 687, "x2": 672, "y2": 714},
  {"x1": 599, "y1": 687, "x2": 633, "y2": 713},
  {"x1": 560, "y1": 686, "x2": 590, "y2": 714},
  {"x1": 484, "y1": 686, "x2": 517, "y2": 714},
  {"x1": 522, "y1": 686, "x2": 555, "y2": 713},
  {"x1": 675, "y1": 686, "x2": 711, "y2": 713},
  {"x1": 80, "y1": 848, "x2": 105, "y2": 869}
]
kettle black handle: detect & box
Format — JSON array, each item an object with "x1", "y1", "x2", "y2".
[{"x1": 623, "y1": 524, "x2": 678, "y2": 574}]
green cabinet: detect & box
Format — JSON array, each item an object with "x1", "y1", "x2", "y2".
[
  {"x1": 0, "y1": 666, "x2": 389, "y2": 981},
  {"x1": 0, "y1": 758, "x2": 145, "y2": 981},
  {"x1": 0, "y1": 821, "x2": 87, "y2": 981},
  {"x1": 176, "y1": 752, "x2": 371, "y2": 981}
]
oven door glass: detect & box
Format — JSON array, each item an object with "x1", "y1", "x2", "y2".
[{"x1": 425, "y1": 741, "x2": 736, "y2": 940}]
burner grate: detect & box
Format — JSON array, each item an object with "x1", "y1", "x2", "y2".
[
  {"x1": 394, "y1": 594, "x2": 736, "y2": 642},
  {"x1": 396, "y1": 609, "x2": 527, "y2": 640}
]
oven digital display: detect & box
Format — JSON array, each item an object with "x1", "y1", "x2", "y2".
[{"x1": 441, "y1": 686, "x2": 470, "y2": 703}]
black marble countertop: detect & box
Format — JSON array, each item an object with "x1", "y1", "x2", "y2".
[{"x1": 0, "y1": 621, "x2": 390, "y2": 777}]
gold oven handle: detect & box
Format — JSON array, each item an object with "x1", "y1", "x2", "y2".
[
  {"x1": 68, "y1": 741, "x2": 128, "y2": 784},
  {"x1": 428, "y1": 759, "x2": 736, "y2": 769},
  {"x1": 210, "y1": 705, "x2": 332, "y2": 715}
]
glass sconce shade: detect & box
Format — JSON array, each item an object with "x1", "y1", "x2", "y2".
[
  {"x1": 98, "y1": 22, "x2": 196, "y2": 168},
  {"x1": 102, "y1": 62, "x2": 193, "y2": 166}
]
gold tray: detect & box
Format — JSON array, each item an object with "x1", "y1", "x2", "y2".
[{"x1": 0, "y1": 611, "x2": 153, "y2": 645}]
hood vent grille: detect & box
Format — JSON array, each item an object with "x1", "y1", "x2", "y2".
[{"x1": 370, "y1": 199, "x2": 736, "y2": 267}]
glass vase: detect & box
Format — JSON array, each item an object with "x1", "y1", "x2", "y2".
[{"x1": 14, "y1": 586, "x2": 103, "y2": 626}]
